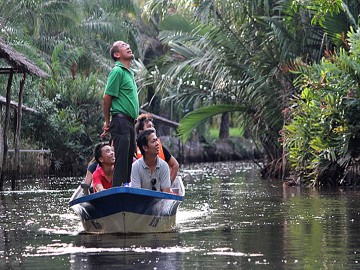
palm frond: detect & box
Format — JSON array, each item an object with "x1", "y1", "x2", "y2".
[{"x1": 178, "y1": 104, "x2": 246, "y2": 142}]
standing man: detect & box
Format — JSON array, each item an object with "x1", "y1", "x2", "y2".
[
  {"x1": 101, "y1": 41, "x2": 139, "y2": 186},
  {"x1": 131, "y1": 129, "x2": 172, "y2": 193}
]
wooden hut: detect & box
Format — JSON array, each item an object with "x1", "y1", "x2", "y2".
[{"x1": 0, "y1": 38, "x2": 49, "y2": 190}]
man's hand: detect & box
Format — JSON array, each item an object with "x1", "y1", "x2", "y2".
[
  {"x1": 101, "y1": 94, "x2": 112, "y2": 138},
  {"x1": 100, "y1": 122, "x2": 110, "y2": 138}
]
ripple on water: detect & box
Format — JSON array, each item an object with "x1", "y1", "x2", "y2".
[{"x1": 23, "y1": 242, "x2": 199, "y2": 257}]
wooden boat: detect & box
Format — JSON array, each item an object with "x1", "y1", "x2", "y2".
[{"x1": 69, "y1": 177, "x2": 185, "y2": 234}]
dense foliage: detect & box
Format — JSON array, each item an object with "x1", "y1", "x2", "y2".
[
  {"x1": 0, "y1": 0, "x2": 143, "y2": 175},
  {"x1": 284, "y1": 28, "x2": 360, "y2": 186},
  {"x1": 141, "y1": 0, "x2": 329, "y2": 178}
]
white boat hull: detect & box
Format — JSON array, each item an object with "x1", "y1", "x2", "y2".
[{"x1": 69, "y1": 177, "x2": 185, "y2": 234}]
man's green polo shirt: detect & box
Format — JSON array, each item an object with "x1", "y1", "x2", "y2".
[{"x1": 104, "y1": 61, "x2": 139, "y2": 120}]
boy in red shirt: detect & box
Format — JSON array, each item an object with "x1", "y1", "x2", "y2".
[{"x1": 92, "y1": 142, "x2": 115, "y2": 192}]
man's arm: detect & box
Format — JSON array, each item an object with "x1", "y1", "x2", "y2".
[
  {"x1": 100, "y1": 94, "x2": 112, "y2": 138},
  {"x1": 162, "y1": 146, "x2": 179, "y2": 182},
  {"x1": 83, "y1": 170, "x2": 93, "y2": 186},
  {"x1": 94, "y1": 183, "x2": 105, "y2": 192},
  {"x1": 162, "y1": 187, "x2": 171, "y2": 193},
  {"x1": 159, "y1": 162, "x2": 172, "y2": 193},
  {"x1": 167, "y1": 157, "x2": 179, "y2": 182}
]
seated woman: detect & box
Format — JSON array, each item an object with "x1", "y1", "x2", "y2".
[
  {"x1": 80, "y1": 158, "x2": 98, "y2": 194},
  {"x1": 130, "y1": 129, "x2": 172, "y2": 193},
  {"x1": 92, "y1": 142, "x2": 115, "y2": 192}
]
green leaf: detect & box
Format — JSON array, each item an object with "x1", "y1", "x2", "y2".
[{"x1": 178, "y1": 104, "x2": 246, "y2": 142}]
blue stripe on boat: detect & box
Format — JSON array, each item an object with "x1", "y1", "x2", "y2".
[{"x1": 69, "y1": 187, "x2": 183, "y2": 221}]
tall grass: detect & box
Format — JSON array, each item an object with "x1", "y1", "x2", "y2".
[{"x1": 208, "y1": 127, "x2": 244, "y2": 140}]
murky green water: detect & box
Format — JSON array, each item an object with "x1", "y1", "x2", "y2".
[{"x1": 0, "y1": 161, "x2": 359, "y2": 269}]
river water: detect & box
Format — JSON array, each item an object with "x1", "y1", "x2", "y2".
[{"x1": 0, "y1": 161, "x2": 359, "y2": 269}]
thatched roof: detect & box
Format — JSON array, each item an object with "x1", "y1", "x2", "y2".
[
  {"x1": 0, "y1": 38, "x2": 49, "y2": 78},
  {"x1": 0, "y1": 95, "x2": 37, "y2": 113}
]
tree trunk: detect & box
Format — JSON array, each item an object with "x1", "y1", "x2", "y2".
[
  {"x1": 219, "y1": 112, "x2": 229, "y2": 139},
  {"x1": 0, "y1": 71, "x2": 13, "y2": 191}
]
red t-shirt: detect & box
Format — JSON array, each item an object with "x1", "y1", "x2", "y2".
[{"x1": 92, "y1": 166, "x2": 112, "y2": 191}]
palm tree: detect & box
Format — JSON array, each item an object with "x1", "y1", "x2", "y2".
[
  {"x1": 141, "y1": 0, "x2": 326, "y2": 178},
  {"x1": 0, "y1": 0, "x2": 143, "y2": 77},
  {"x1": 0, "y1": 0, "x2": 152, "y2": 176}
]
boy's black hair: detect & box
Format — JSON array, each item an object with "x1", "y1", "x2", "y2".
[{"x1": 94, "y1": 142, "x2": 110, "y2": 166}]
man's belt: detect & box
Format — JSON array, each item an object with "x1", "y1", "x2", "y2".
[{"x1": 112, "y1": 113, "x2": 136, "y2": 124}]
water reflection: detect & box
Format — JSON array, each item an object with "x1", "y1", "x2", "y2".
[
  {"x1": 282, "y1": 187, "x2": 360, "y2": 268},
  {"x1": 0, "y1": 162, "x2": 359, "y2": 269},
  {"x1": 24, "y1": 232, "x2": 186, "y2": 269},
  {"x1": 68, "y1": 233, "x2": 185, "y2": 269}
]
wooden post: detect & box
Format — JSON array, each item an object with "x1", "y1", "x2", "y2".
[
  {"x1": 38, "y1": 151, "x2": 45, "y2": 179},
  {"x1": 0, "y1": 71, "x2": 13, "y2": 191},
  {"x1": 0, "y1": 105, "x2": 2, "y2": 188},
  {"x1": 12, "y1": 73, "x2": 26, "y2": 189},
  {"x1": 178, "y1": 137, "x2": 183, "y2": 164}
]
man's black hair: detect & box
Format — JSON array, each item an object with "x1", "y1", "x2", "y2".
[
  {"x1": 94, "y1": 142, "x2": 110, "y2": 166},
  {"x1": 137, "y1": 129, "x2": 156, "y2": 156}
]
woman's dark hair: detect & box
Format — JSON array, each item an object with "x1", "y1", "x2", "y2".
[
  {"x1": 137, "y1": 129, "x2": 155, "y2": 156},
  {"x1": 94, "y1": 142, "x2": 110, "y2": 166}
]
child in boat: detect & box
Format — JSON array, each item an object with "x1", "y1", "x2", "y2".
[
  {"x1": 91, "y1": 142, "x2": 115, "y2": 192},
  {"x1": 130, "y1": 129, "x2": 172, "y2": 193}
]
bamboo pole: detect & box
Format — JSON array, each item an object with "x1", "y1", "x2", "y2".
[{"x1": 139, "y1": 109, "x2": 179, "y2": 128}]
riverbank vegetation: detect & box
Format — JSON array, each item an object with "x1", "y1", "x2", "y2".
[
  {"x1": 0, "y1": 0, "x2": 360, "y2": 186},
  {"x1": 284, "y1": 29, "x2": 360, "y2": 186}
]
